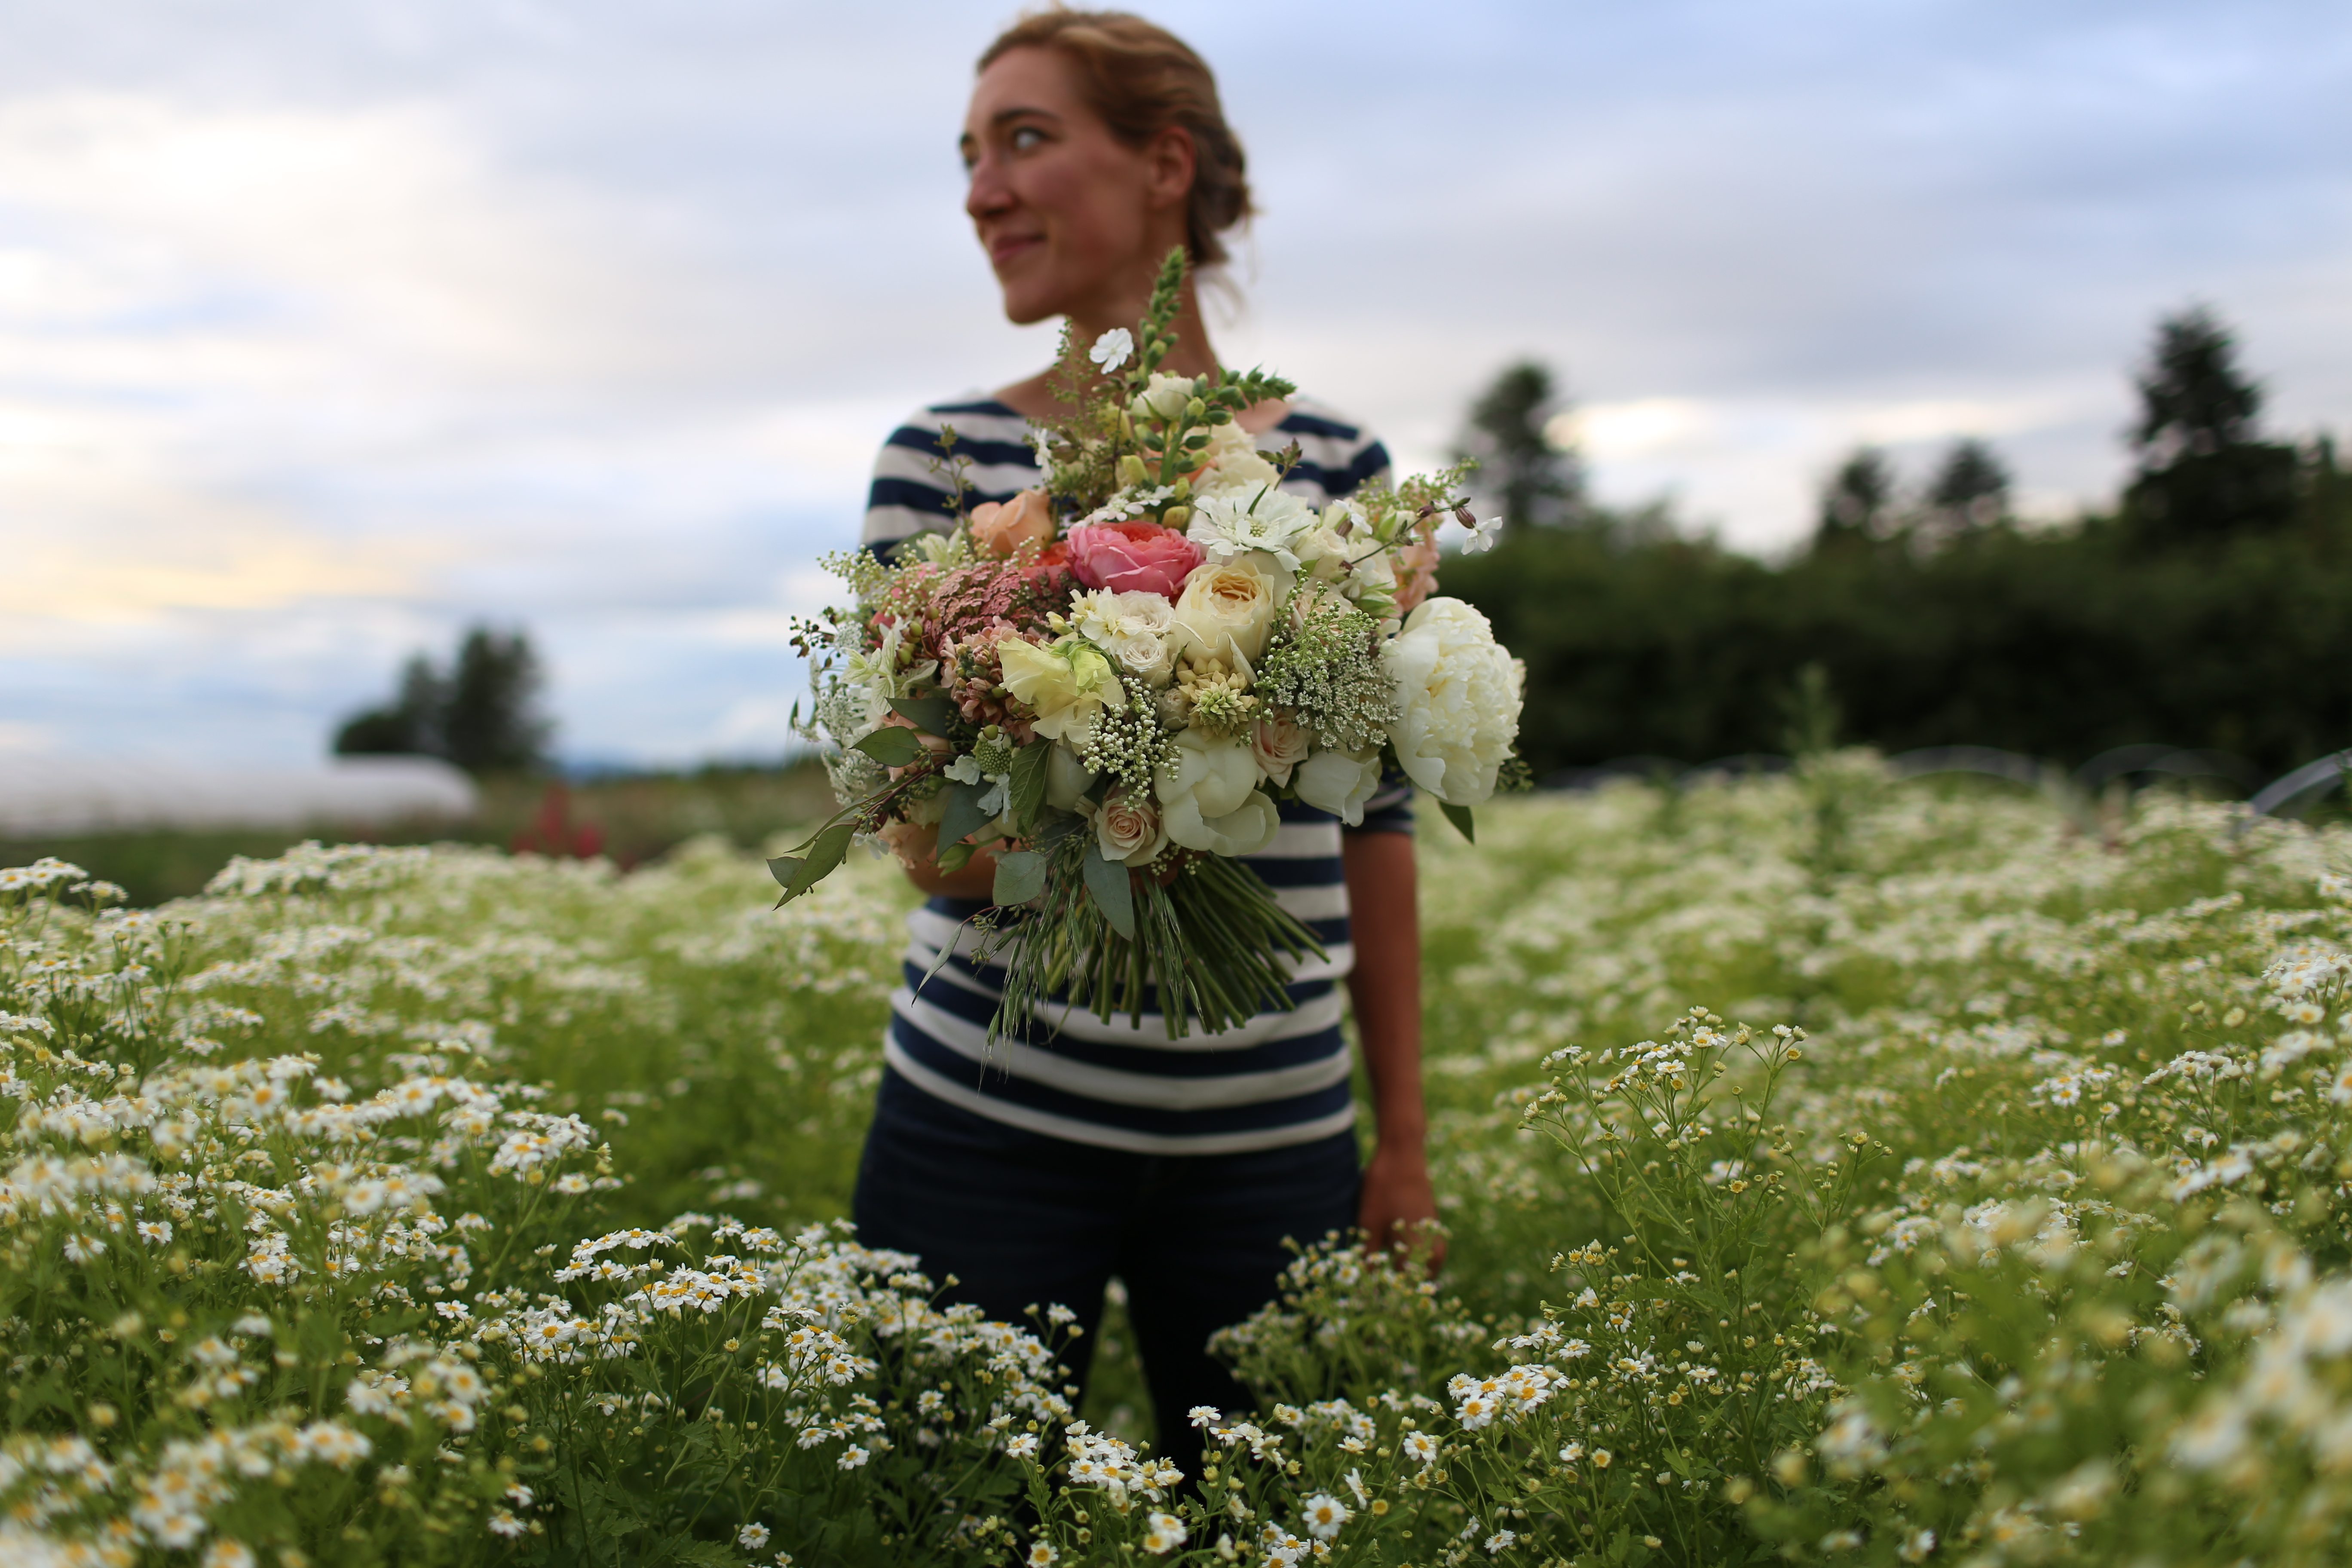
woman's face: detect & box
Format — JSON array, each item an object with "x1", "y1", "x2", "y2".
[{"x1": 961, "y1": 46, "x2": 1192, "y2": 327}]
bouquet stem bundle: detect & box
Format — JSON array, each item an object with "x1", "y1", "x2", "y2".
[{"x1": 982, "y1": 830, "x2": 1326, "y2": 1039}]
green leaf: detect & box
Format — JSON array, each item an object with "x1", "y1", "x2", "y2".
[
  {"x1": 852, "y1": 726, "x2": 927, "y2": 768},
  {"x1": 936, "y1": 839, "x2": 976, "y2": 875},
  {"x1": 769, "y1": 820, "x2": 854, "y2": 906},
  {"x1": 889, "y1": 693, "x2": 956, "y2": 737},
  {"x1": 1083, "y1": 843, "x2": 1136, "y2": 940},
  {"x1": 937, "y1": 781, "x2": 995, "y2": 847},
  {"x1": 1008, "y1": 740, "x2": 1052, "y2": 831},
  {"x1": 992, "y1": 848, "x2": 1047, "y2": 907},
  {"x1": 1440, "y1": 800, "x2": 1477, "y2": 843}
]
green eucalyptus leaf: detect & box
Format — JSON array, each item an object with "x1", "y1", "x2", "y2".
[
  {"x1": 852, "y1": 727, "x2": 927, "y2": 768},
  {"x1": 937, "y1": 781, "x2": 995, "y2": 848},
  {"x1": 889, "y1": 694, "x2": 956, "y2": 738},
  {"x1": 1082, "y1": 843, "x2": 1136, "y2": 940},
  {"x1": 991, "y1": 849, "x2": 1047, "y2": 908},
  {"x1": 1008, "y1": 741, "x2": 1052, "y2": 832},
  {"x1": 1440, "y1": 801, "x2": 1477, "y2": 843},
  {"x1": 769, "y1": 820, "x2": 855, "y2": 906}
]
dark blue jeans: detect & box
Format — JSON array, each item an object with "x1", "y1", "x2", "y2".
[{"x1": 851, "y1": 1069, "x2": 1360, "y2": 1481}]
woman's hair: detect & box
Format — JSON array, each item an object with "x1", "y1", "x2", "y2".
[{"x1": 978, "y1": 9, "x2": 1253, "y2": 267}]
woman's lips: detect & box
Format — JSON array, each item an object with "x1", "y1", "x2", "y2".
[{"x1": 989, "y1": 231, "x2": 1043, "y2": 266}]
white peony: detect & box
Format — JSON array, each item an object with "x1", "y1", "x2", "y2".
[
  {"x1": 1193, "y1": 420, "x2": 1281, "y2": 498},
  {"x1": 1187, "y1": 487, "x2": 1318, "y2": 573},
  {"x1": 1070, "y1": 588, "x2": 1178, "y2": 687},
  {"x1": 1155, "y1": 729, "x2": 1280, "y2": 855},
  {"x1": 1293, "y1": 745, "x2": 1384, "y2": 826},
  {"x1": 1381, "y1": 597, "x2": 1523, "y2": 806},
  {"x1": 1170, "y1": 553, "x2": 1290, "y2": 670}
]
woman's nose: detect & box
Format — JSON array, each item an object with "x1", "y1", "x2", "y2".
[{"x1": 965, "y1": 155, "x2": 1014, "y2": 221}]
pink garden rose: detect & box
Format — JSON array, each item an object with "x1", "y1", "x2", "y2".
[{"x1": 1066, "y1": 521, "x2": 1202, "y2": 600}]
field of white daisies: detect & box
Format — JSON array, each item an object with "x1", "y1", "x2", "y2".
[{"x1": 9, "y1": 753, "x2": 2352, "y2": 1568}]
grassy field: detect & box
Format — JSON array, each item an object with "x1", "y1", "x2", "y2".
[{"x1": 9, "y1": 760, "x2": 2352, "y2": 1565}]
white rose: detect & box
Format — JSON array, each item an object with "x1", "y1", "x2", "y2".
[
  {"x1": 1071, "y1": 588, "x2": 1177, "y2": 686},
  {"x1": 1293, "y1": 745, "x2": 1384, "y2": 826},
  {"x1": 1091, "y1": 784, "x2": 1169, "y2": 867},
  {"x1": 1380, "y1": 597, "x2": 1524, "y2": 806},
  {"x1": 1171, "y1": 553, "x2": 1290, "y2": 671},
  {"x1": 1155, "y1": 729, "x2": 1279, "y2": 855},
  {"x1": 1132, "y1": 371, "x2": 1198, "y2": 424},
  {"x1": 1250, "y1": 710, "x2": 1309, "y2": 788},
  {"x1": 1194, "y1": 420, "x2": 1281, "y2": 498}
]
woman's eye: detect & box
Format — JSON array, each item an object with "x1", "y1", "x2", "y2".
[{"x1": 1010, "y1": 126, "x2": 1046, "y2": 152}]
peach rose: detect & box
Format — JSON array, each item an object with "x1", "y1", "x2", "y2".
[
  {"x1": 1250, "y1": 709, "x2": 1310, "y2": 787},
  {"x1": 969, "y1": 489, "x2": 1057, "y2": 557}
]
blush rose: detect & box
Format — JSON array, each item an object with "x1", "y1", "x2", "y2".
[{"x1": 1066, "y1": 521, "x2": 1202, "y2": 600}]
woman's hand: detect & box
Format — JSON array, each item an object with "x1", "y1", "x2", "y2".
[
  {"x1": 1359, "y1": 1138, "x2": 1445, "y2": 1269},
  {"x1": 891, "y1": 823, "x2": 1001, "y2": 901}
]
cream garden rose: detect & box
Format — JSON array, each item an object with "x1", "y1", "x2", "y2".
[
  {"x1": 1154, "y1": 729, "x2": 1280, "y2": 856},
  {"x1": 1381, "y1": 596, "x2": 1524, "y2": 806},
  {"x1": 1090, "y1": 784, "x2": 1168, "y2": 867},
  {"x1": 996, "y1": 638, "x2": 1126, "y2": 747},
  {"x1": 1171, "y1": 554, "x2": 1289, "y2": 670},
  {"x1": 1070, "y1": 589, "x2": 1178, "y2": 686},
  {"x1": 1250, "y1": 710, "x2": 1309, "y2": 788}
]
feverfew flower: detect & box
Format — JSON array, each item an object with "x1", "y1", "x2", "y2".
[
  {"x1": 1301, "y1": 1494, "x2": 1351, "y2": 1540},
  {"x1": 1142, "y1": 1512, "x2": 1188, "y2": 1554},
  {"x1": 739, "y1": 1523, "x2": 771, "y2": 1550}
]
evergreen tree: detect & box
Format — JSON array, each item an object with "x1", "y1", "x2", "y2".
[
  {"x1": 333, "y1": 654, "x2": 445, "y2": 757},
  {"x1": 441, "y1": 629, "x2": 550, "y2": 773},
  {"x1": 1455, "y1": 361, "x2": 1585, "y2": 534},
  {"x1": 1926, "y1": 438, "x2": 2011, "y2": 524},
  {"x1": 2124, "y1": 306, "x2": 2298, "y2": 543},
  {"x1": 1813, "y1": 447, "x2": 1897, "y2": 548},
  {"x1": 332, "y1": 626, "x2": 550, "y2": 774}
]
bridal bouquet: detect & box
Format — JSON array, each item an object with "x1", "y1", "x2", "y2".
[{"x1": 785, "y1": 250, "x2": 1523, "y2": 1039}]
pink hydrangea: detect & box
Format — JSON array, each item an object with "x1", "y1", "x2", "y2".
[{"x1": 1066, "y1": 521, "x2": 1201, "y2": 600}]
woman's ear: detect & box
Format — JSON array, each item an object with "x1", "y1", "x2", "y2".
[{"x1": 1142, "y1": 125, "x2": 1197, "y2": 214}]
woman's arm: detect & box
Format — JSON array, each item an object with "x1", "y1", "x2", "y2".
[{"x1": 1341, "y1": 827, "x2": 1444, "y2": 1267}]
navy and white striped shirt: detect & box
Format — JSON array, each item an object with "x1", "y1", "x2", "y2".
[{"x1": 861, "y1": 394, "x2": 1410, "y2": 1155}]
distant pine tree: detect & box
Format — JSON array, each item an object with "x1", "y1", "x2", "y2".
[
  {"x1": 2124, "y1": 307, "x2": 2298, "y2": 543},
  {"x1": 1455, "y1": 361, "x2": 1585, "y2": 534},
  {"x1": 333, "y1": 627, "x2": 550, "y2": 774},
  {"x1": 1813, "y1": 447, "x2": 1897, "y2": 548}
]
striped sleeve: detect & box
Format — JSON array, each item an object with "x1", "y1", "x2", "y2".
[
  {"x1": 862, "y1": 399, "x2": 1043, "y2": 552},
  {"x1": 1274, "y1": 397, "x2": 1393, "y2": 506}
]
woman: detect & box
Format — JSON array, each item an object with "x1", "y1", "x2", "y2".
[{"x1": 851, "y1": 10, "x2": 1436, "y2": 1480}]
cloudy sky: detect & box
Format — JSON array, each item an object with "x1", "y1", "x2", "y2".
[{"x1": 3, "y1": 0, "x2": 2347, "y2": 767}]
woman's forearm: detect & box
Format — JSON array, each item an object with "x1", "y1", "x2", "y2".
[{"x1": 1341, "y1": 828, "x2": 1425, "y2": 1146}]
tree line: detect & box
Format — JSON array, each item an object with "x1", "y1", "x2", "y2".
[{"x1": 1445, "y1": 308, "x2": 2352, "y2": 781}]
